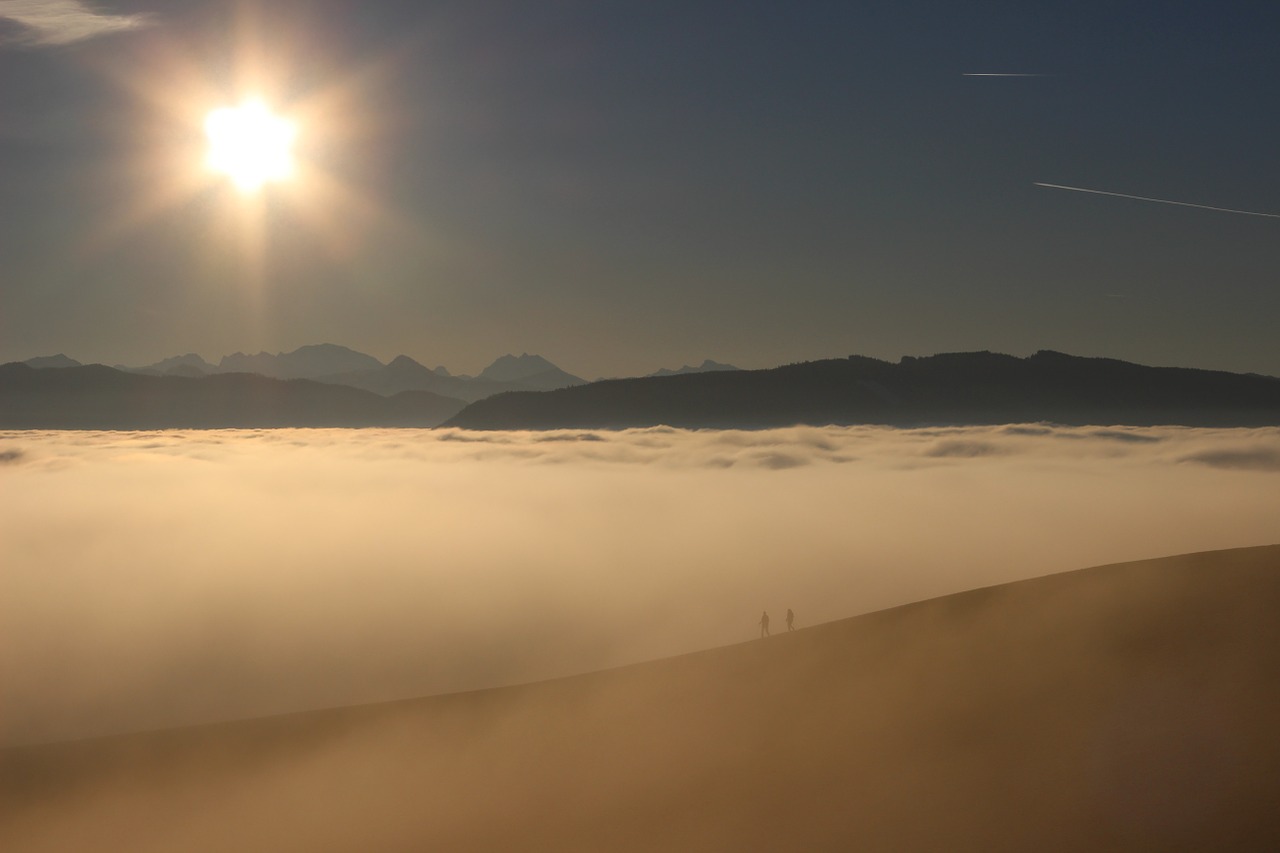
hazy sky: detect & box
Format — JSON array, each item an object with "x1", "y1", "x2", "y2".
[
  {"x1": 3, "y1": 424, "x2": 1278, "y2": 744},
  {"x1": 1, "y1": 1, "x2": 1277, "y2": 378}
]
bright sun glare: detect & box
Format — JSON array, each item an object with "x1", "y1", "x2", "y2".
[{"x1": 204, "y1": 99, "x2": 296, "y2": 191}]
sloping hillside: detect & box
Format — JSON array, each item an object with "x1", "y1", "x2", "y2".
[{"x1": 3, "y1": 545, "x2": 1278, "y2": 851}]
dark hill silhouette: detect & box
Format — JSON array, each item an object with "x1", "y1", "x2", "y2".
[
  {"x1": 477, "y1": 353, "x2": 576, "y2": 385},
  {"x1": 3, "y1": 545, "x2": 1278, "y2": 850},
  {"x1": 0, "y1": 363, "x2": 466, "y2": 428},
  {"x1": 22, "y1": 354, "x2": 81, "y2": 369},
  {"x1": 446, "y1": 350, "x2": 1280, "y2": 430}
]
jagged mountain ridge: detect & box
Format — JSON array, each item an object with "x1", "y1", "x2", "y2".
[
  {"x1": 98, "y1": 345, "x2": 586, "y2": 402},
  {"x1": 445, "y1": 350, "x2": 1280, "y2": 430},
  {"x1": 22, "y1": 348, "x2": 1279, "y2": 432},
  {"x1": 25, "y1": 346, "x2": 743, "y2": 399},
  {"x1": 477, "y1": 353, "x2": 560, "y2": 383},
  {"x1": 216, "y1": 344, "x2": 384, "y2": 379},
  {"x1": 129, "y1": 353, "x2": 218, "y2": 377},
  {"x1": 316, "y1": 353, "x2": 586, "y2": 403},
  {"x1": 648, "y1": 359, "x2": 740, "y2": 377}
]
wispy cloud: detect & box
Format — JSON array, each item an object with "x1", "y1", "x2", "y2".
[{"x1": 0, "y1": 0, "x2": 150, "y2": 46}]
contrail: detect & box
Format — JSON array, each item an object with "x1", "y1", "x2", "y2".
[
  {"x1": 962, "y1": 73, "x2": 1050, "y2": 77},
  {"x1": 1034, "y1": 182, "x2": 1280, "y2": 219}
]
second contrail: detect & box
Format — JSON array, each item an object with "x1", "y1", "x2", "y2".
[{"x1": 1034, "y1": 182, "x2": 1280, "y2": 219}]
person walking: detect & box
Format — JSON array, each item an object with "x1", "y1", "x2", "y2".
[
  {"x1": 786, "y1": 608, "x2": 795, "y2": 631},
  {"x1": 760, "y1": 610, "x2": 770, "y2": 638}
]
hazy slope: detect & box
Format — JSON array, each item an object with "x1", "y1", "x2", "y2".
[
  {"x1": 0, "y1": 363, "x2": 466, "y2": 428},
  {"x1": 446, "y1": 350, "x2": 1280, "y2": 430},
  {"x1": 3, "y1": 545, "x2": 1278, "y2": 851}
]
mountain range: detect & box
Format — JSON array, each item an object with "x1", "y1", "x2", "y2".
[
  {"x1": 2, "y1": 345, "x2": 734, "y2": 428},
  {"x1": 7, "y1": 348, "x2": 1279, "y2": 431},
  {"x1": 17, "y1": 345, "x2": 746, "y2": 407},
  {"x1": 316, "y1": 351, "x2": 588, "y2": 403},
  {"x1": 110, "y1": 345, "x2": 588, "y2": 400},
  {"x1": 445, "y1": 350, "x2": 1280, "y2": 430},
  {"x1": 647, "y1": 359, "x2": 740, "y2": 378}
]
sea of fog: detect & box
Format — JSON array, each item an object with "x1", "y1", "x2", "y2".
[{"x1": 2, "y1": 425, "x2": 1278, "y2": 745}]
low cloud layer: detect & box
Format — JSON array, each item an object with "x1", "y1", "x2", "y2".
[
  {"x1": 1, "y1": 424, "x2": 1277, "y2": 745},
  {"x1": 0, "y1": 0, "x2": 149, "y2": 46},
  {"x1": 1179, "y1": 446, "x2": 1280, "y2": 472}
]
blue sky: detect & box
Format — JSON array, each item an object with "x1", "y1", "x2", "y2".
[{"x1": 1, "y1": 1, "x2": 1277, "y2": 377}]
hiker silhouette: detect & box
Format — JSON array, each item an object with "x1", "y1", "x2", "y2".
[
  {"x1": 786, "y1": 608, "x2": 795, "y2": 631},
  {"x1": 760, "y1": 610, "x2": 770, "y2": 638}
]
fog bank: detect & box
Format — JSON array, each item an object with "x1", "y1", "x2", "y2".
[{"x1": 2, "y1": 425, "x2": 1277, "y2": 745}]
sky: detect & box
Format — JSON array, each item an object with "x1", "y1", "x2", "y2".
[
  {"x1": 3, "y1": 423, "x2": 1278, "y2": 744},
  {"x1": 1, "y1": 1, "x2": 1277, "y2": 379}
]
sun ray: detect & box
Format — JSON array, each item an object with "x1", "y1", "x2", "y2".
[
  {"x1": 204, "y1": 98, "x2": 296, "y2": 191},
  {"x1": 59, "y1": 0, "x2": 440, "y2": 321}
]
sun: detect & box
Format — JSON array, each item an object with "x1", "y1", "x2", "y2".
[{"x1": 204, "y1": 99, "x2": 296, "y2": 191}]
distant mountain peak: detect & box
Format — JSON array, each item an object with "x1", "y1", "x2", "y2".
[
  {"x1": 217, "y1": 344, "x2": 384, "y2": 380},
  {"x1": 649, "y1": 359, "x2": 740, "y2": 377},
  {"x1": 147, "y1": 353, "x2": 216, "y2": 374},
  {"x1": 294, "y1": 343, "x2": 367, "y2": 357},
  {"x1": 478, "y1": 353, "x2": 561, "y2": 383}
]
